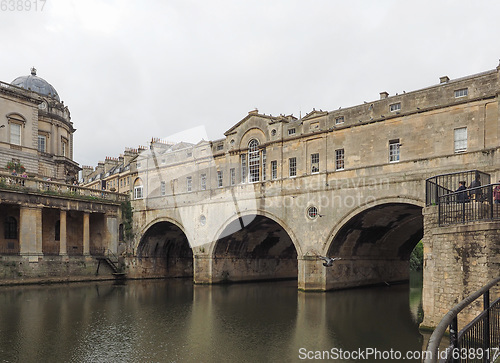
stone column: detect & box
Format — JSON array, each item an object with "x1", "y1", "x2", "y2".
[
  {"x1": 83, "y1": 212, "x2": 90, "y2": 256},
  {"x1": 59, "y1": 209, "x2": 67, "y2": 256},
  {"x1": 19, "y1": 205, "x2": 43, "y2": 262}
]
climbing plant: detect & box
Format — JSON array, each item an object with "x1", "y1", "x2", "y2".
[{"x1": 121, "y1": 200, "x2": 134, "y2": 242}]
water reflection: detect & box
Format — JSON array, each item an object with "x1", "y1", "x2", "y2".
[{"x1": 0, "y1": 274, "x2": 424, "y2": 362}]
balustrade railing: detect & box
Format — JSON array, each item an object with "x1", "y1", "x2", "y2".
[{"x1": 0, "y1": 171, "x2": 128, "y2": 203}]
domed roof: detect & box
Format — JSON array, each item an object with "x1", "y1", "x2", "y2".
[{"x1": 11, "y1": 67, "x2": 60, "y2": 101}]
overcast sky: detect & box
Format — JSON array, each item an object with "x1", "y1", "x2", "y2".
[{"x1": 1, "y1": 0, "x2": 500, "y2": 168}]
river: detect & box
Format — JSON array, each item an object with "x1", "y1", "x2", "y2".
[{"x1": 0, "y1": 273, "x2": 426, "y2": 362}]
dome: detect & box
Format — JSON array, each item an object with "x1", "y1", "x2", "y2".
[{"x1": 11, "y1": 67, "x2": 60, "y2": 101}]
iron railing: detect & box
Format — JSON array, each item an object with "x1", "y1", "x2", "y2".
[
  {"x1": 425, "y1": 277, "x2": 500, "y2": 363},
  {"x1": 426, "y1": 170, "x2": 491, "y2": 206},
  {"x1": 438, "y1": 184, "x2": 500, "y2": 226}
]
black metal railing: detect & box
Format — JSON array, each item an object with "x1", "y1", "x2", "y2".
[
  {"x1": 425, "y1": 276, "x2": 500, "y2": 363},
  {"x1": 438, "y1": 184, "x2": 500, "y2": 226},
  {"x1": 426, "y1": 170, "x2": 491, "y2": 206}
]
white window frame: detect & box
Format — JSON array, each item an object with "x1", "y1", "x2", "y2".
[
  {"x1": 248, "y1": 139, "x2": 260, "y2": 183},
  {"x1": 335, "y1": 116, "x2": 344, "y2": 125},
  {"x1": 454, "y1": 88, "x2": 468, "y2": 98},
  {"x1": 38, "y1": 135, "x2": 47, "y2": 153},
  {"x1": 271, "y1": 160, "x2": 277, "y2": 180},
  {"x1": 454, "y1": 127, "x2": 467, "y2": 153},
  {"x1": 389, "y1": 103, "x2": 401, "y2": 112},
  {"x1": 288, "y1": 128, "x2": 296, "y2": 136},
  {"x1": 200, "y1": 174, "x2": 207, "y2": 190},
  {"x1": 160, "y1": 181, "x2": 166, "y2": 195},
  {"x1": 389, "y1": 139, "x2": 400, "y2": 163},
  {"x1": 230, "y1": 168, "x2": 236, "y2": 186},
  {"x1": 289, "y1": 157, "x2": 297, "y2": 178},
  {"x1": 335, "y1": 149, "x2": 345, "y2": 171},
  {"x1": 311, "y1": 153, "x2": 319, "y2": 174},
  {"x1": 10, "y1": 123, "x2": 21, "y2": 145},
  {"x1": 186, "y1": 176, "x2": 192, "y2": 192},
  {"x1": 134, "y1": 185, "x2": 144, "y2": 199},
  {"x1": 241, "y1": 154, "x2": 247, "y2": 183},
  {"x1": 217, "y1": 170, "x2": 223, "y2": 188},
  {"x1": 261, "y1": 149, "x2": 266, "y2": 181}
]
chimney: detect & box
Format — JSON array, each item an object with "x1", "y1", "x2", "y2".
[
  {"x1": 248, "y1": 109, "x2": 258, "y2": 115},
  {"x1": 380, "y1": 91, "x2": 389, "y2": 100},
  {"x1": 440, "y1": 76, "x2": 450, "y2": 84}
]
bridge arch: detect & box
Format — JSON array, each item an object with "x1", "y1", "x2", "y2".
[
  {"x1": 321, "y1": 196, "x2": 424, "y2": 289},
  {"x1": 134, "y1": 217, "x2": 193, "y2": 278},
  {"x1": 209, "y1": 210, "x2": 300, "y2": 283}
]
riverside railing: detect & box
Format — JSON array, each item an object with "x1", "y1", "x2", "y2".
[
  {"x1": 425, "y1": 276, "x2": 500, "y2": 363},
  {"x1": 0, "y1": 171, "x2": 128, "y2": 203},
  {"x1": 438, "y1": 184, "x2": 500, "y2": 226},
  {"x1": 426, "y1": 170, "x2": 491, "y2": 206}
]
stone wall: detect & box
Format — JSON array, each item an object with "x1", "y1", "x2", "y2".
[{"x1": 421, "y1": 206, "x2": 500, "y2": 330}]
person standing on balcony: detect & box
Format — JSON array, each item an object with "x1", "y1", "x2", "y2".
[
  {"x1": 456, "y1": 181, "x2": 468, "y2": 203},
  {"x1": 494, "y1": 181, "x2": 500, "y2": 204}
]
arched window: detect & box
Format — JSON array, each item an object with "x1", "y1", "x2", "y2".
[
  {"x1": 248, "y1": 139, "x2": 260, "y2": 183},
  {"x1": 4, "y1": 217, "x2": 17, "y2": 240}
]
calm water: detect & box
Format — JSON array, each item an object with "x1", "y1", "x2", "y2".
[{"x1": 0, "y1": 274, "x2": 425, "y2": 362}]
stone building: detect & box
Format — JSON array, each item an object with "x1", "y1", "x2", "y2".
[
  {"x1": 0, "y1": 69, "x2": 125, "y2": 281},
  {"x1": 0, "y1": 68, "x2": 80, "y2": 182}
]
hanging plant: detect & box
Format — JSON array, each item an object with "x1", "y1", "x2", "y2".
[{"x1": 6, "y1": 161, "x2": 25, "y2": 173}]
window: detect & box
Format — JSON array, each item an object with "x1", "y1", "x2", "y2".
[
  {"x1": 454, "y1": 127, "x2": 467, "y2": 152},
  {"x1": 160, "y1": 181, "x2": 166, "y2": 195},
  {"x1": 455, "y1": 88, "x2": 468, "y2": 98},
  {"x1": 389, "y1": 139, "x2": 400, "y2": 162},
  {"x1": 119, "y1": 224, "x2": 124, "y2": 241},
  {"x1": 61, "y1": 139, "x2": 67, "y2": 157},
  {"x1": 137, "y1": 162, "x2": 142, "y2": 169},
  {"x1": 288, "y1": 128, "x2": 296, "y2": 136},
  {"x1": 10, "y1": 123, "x2": 21, "y2": 145},
  {"x1": 133, "y1": 178, "x2": 144, "y2": 199},
  {"x1": 134, "y1": 186, "x2": 143, "y2": 199},
  {"x1": 262, "y1": 149, "x2": 266, "y2": 181},
  {"x1": 248, "y1": 139, "x2": 260, "y2": 183},
  {"x1": 38, "y1": 135, "x2": 46, "y2": 152},
  {"x1": 390, "y1": 103, "x2": 401, "y2": 112},
  {"x1": 4, "y1": 217, "x2": 17, "y2": 239},
  {"x1": 289, "y1": 157, "x2": 297, "y2": 177},
  {"x1": 241, "y1": 154, "x2": 247, "y2": 183},
  {"x1": 271, "y1": 160, "x2": 277, "y2": 180},
  {"x1": 217, "y1": 171, "x2": 223, "y2": 188},
  {"x1": 200, "y1": 173, "x2": 207, "y2": 190},
  {"x1": 186, "y1": 176, "x2": 192, "y2": 192},
  {"x1": 307, "y1": 206, "x2": 318, "y2": 219},
  {"x1": 311, "y1": 153, "x2": 319, "y2": 174},
  {"x1": 161, "y1": 158, "x2": 166, "y2": 164},
  {"x1": 335, "y1": 116, "x2": 344, "y2": 124},
  {"x1": 187, "y1": 151, "x2": 193, "y2": 157},
  {"x1": 230, "y1": 168, "x2": 235, "y2": 186},
  {"x1": 335, "y1": 149, "x2": 344, "y2": 170},
  {"x1": 216, "y1": 144, "x2": 224, "y2": 151}
]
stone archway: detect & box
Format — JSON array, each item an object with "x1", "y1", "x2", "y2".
[
  {"x1": 133, "y1": 221, "x2": 193, "y2": 278},
  {"x1": 324, "y1": 202, "x2": 423, "y2": 290},
  {"x1": 211, "y1": 214, "x2": 298, "y2": 283}
]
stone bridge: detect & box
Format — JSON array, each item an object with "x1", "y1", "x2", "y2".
[{"x1": 127, "y1": 66, "x2": 500, "y2": 296}]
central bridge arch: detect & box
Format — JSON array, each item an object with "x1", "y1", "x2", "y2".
[
  {"x1": 210, "y1": 212, "x2": 299, "y2": 283},
  {"x1": 323, "y1": 197, "x2": 424, "y2": 290}
]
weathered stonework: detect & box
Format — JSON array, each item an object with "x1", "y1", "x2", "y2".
[{"x1": 421, "y1": 206, "x2": 500, "y2": 329}]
